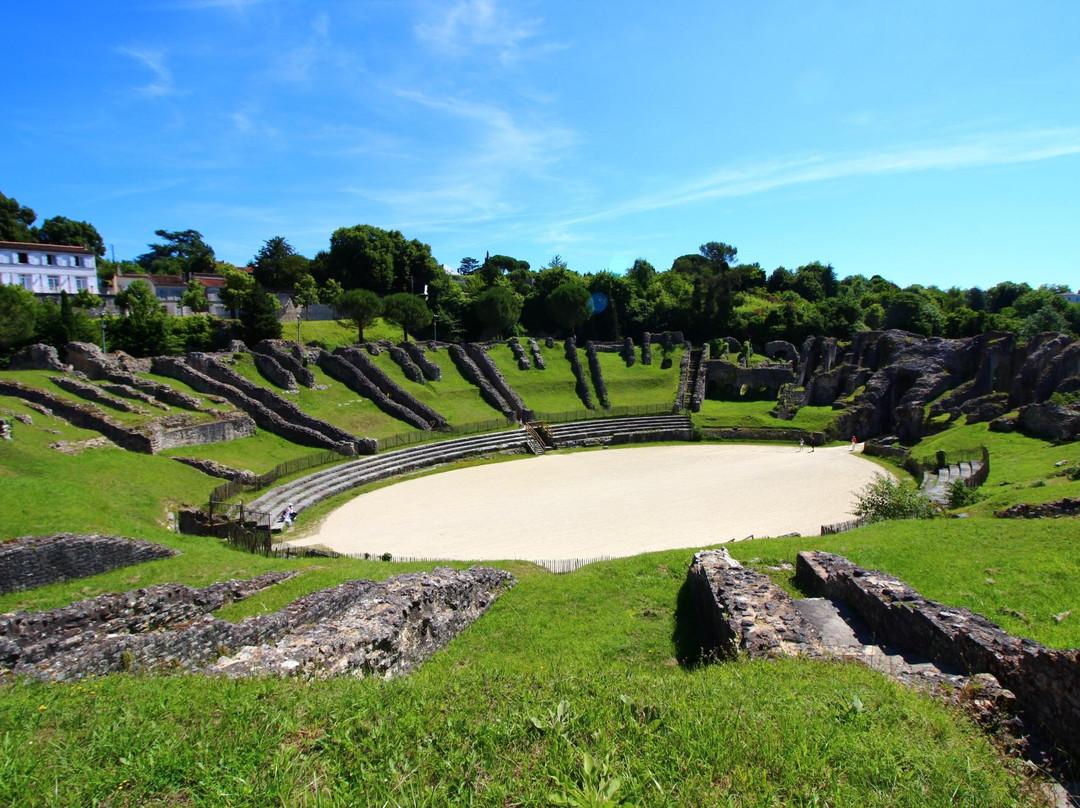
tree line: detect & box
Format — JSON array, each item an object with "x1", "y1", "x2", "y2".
[{"x1": 2, "y1": 188, "x2": 1077, "y2": 362}]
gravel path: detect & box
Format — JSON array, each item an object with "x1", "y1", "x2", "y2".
[{"x1": 286, "y1": 443, "x2": 881, "y2": 562}]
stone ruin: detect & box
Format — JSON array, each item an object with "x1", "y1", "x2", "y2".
[
  {"x1": 687, "y1": 548, "x2": 1080, "y2": 768},
  {"x1": 0, "y1": 534, "x2": 179, "y2": 595},
  {"x1": 1, "y1": 565, "x2": 514, "y2": 681}
]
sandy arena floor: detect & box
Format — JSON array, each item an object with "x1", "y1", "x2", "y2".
[{"x1": 287, "y1": 443, "x2": 883, "y2": 563}]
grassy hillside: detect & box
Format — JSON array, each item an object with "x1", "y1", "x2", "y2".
[{"x1": 1, "y1": 359, "x2": 1076, "y2": 805}]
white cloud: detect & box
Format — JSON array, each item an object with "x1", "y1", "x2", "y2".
[
  {"x1": 116, "y1": 47, "x2": 177, "y2": 98},
  {"x1": 414, "y1": 0, "x2": 549, "y2": 66},
  {"x1": 561, "y1": 128, "x2": 1080, "y2": 228}
]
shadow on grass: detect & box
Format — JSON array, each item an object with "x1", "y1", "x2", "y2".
[{"x1": 672, "y1": 577, "x2": 717, "y2": 670}]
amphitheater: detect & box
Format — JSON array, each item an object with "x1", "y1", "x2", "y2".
[{"x1": 285, "y1": 442, "x2": 878, "y2": 565}]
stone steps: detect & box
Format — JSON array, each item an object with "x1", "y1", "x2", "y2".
[
  {"x1": 546, "y1": 415, "x2": 692, "y2": 447},
  {"x1": 250, "y1": 429, "x2": 531, "y2": 524},
  {"x1": 920, "y1": 460, "x2": 985, "y2": 505}
]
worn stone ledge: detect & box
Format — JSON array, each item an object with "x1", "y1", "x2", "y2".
[
  {"x1": 2, "y1": 567, "x2": 513, "y2": 682},
  {"x1": 687, "y1": 549, "x2": 821, "y2": 660},
  {"x1": 795, "y1": 550, "x2": 1080, "y2": 764},
  {"x1": 0, "y1": 534, "x2": 179, "y2": 596}
]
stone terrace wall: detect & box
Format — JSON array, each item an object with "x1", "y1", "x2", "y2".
[
  {"x1": 585, "y1": 342, "x2": 611, "y2": 408},
  {"x1": 464, "y1": 343, "x2": 532, "y2": 420},
  {"x1": 47, "y1": 375, "x2": 151, "y2": 415},
  {"x1": 564, "y1": 337, "x2": 595, "y2": 409},
  {"x1": 0, "y1": 534, "x2": 179, "y2": 596},
  {"x1": 65, "y1": 342, "x2": 208, "y2": 411},
  {"x1": 401, "y1": 342, "x2": 442, "y2": 381},
  {"x1": 152, "y1": 356, "x2": 367, "y2": 455},
  {"x1": 157, "y1": 414, "x2": 256, "y2": 451},
  {"x1": 252, "y1": 341, "x2": 317, "y2": 388},
  {"x1": 316, "y1": 350, "x2": 431, "y2": 430},
  {"x1": 387, "y1": 345, "x2": 424, "y2": 383},
  {"x1": 250, "y1": 351, "x2": 298, "y2": 391},
  {"x1": 796, "y1": 550, "x2": 1080, "y2": 764},
  {"x1": 0, "y1": 379, "x2": 156, "y2": 453},
  {"x1": 508, "y1": 337, "x2": 531, "y2": 370},
  {"x1": 328, "y1": 347, "x2": 445, "y2": 429},
  {"x1": 528, "y1": 338, "x2": 546, "y2": 369},
  {"x1": 449, "y1": 345, "x2": 514, "y2": 416}
]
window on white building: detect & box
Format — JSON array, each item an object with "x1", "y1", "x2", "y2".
[
  {"x1": 19, "y1": 274, "x2": 32, "y2": 290},
  {"x1": 45, "y1": 255, "x2": 55, "y2": 266},
  {"x1": 71, "y1": 256, "x2": 82, "y2": 268},
  {"x1": 17, "y1": 253, "x2": 28, "y2": 264},
  {"x1": 75, "y1": 277, "x2": 88, "y2": 291},
  {"x1": 47, "y1": 275, "x2": 61, "y2": 291}
]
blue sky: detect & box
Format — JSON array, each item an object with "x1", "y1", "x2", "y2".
[{"x1": 4, "y1": 1, "x2": 1079, "y2": 290}]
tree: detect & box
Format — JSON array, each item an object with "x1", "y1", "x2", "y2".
[
  {"x1": 381, "y1": 292, "x2": 432, "y2": 342},
  {"x1": 458, "y1": 256, "x2": 481, "y2": 275},
  {"x1": 1020, "y1": 305, "x2": 1070, "y2": 340},
  {"x1": 625, "y1": 258, "x2": 656, "y2": 292},
  {"x1": 473, "y1": 285, "x2": 522, "y2": 338},
  {"x1": 238, "y1": 286, "x2": 282, "y2": 345},
  {"x1": 548, "y1": 280, "x2": 592, "y2": 336},
  {"x1": 136, "y1": 229, "x2": 216, "y2": 276},
  {"x1": 289, "y1": 273, "x2": 321, "y2": 342},
  {"x1": 0, "y1": 284, "x2": 38, "y2": 355},
  {"x1": 37, "y1": 216, "x2": 106, "y2": 258},
  {"x1": 113, "y1": 280, "x2": 173, "y2": 356},
  {"x1": 335, "y1": 288, "x2": 382, "y2": 342},
  {"x1": 0, "y1": 191, "x2": 36, "y2": 242},
  {"x1": 252, "y1": 237, "x2": 311, "y2": 289},
  {"x1": 479, "y1": 253, "x2": 530, "y2": 287},
  {"x1": 327, "y1": 225, "x2": 439, "y2": 294},
  {"x1": 180, "y1": 279, "x2": 210, "y2": 314},
  {"x1": 321, "y1": 278, "x2": 344, "y2": 316},
  {"x1": 220, "y1": 267, "x2": 256, "y2": 318}
]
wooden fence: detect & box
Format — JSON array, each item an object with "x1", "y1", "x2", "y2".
[{"x1": 209, "y1": 448, "x2": 350, "y2": 504}]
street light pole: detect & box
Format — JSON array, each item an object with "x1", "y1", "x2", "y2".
[{"x1": 433, "y1": 314, "x2": 437, "y2": 342}]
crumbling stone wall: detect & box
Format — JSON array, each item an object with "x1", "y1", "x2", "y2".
[
  {"x1": 251, "y1": 350, "x2": 298, "y2": 391},
  {"x1": 322, "y1": 347, "x2": 445, "y2": 430},
  {"x1": 585, "y1": 342, "x2": 610, "y2": 408},
  {"x1": 8, "y1": 344, "x2": 68, "y2": 371},
  {"x1": 66, "y1": 343, "x2": 208, "y2": 411},
  {"x1": 152, "y1": 356, "x2": 366, "y2": 455},
  {"x1": 449, "y1": 345, "x2": 514, "y2": 417},
  {"x1": 690, "y1": 343, "x2": 710, "y2": 412},
  {"x1": 387, "y1": 345, "x2": 424, "y2": 383},
  {"x1": 171, "y1": 457, "x2": 257, "y2": 483},
  {"x1": 464, "y1": 343, "x2": 531, "y2": 420},
  {"x1": 528, "y1": 338, "x2": 546, "y2": 369},
  {"x1": 622, "y1": 336, "x2": 635, "y2": 367},
  {"x1": 2, "y1": 567, "x2": 513, "y2": 682},
  {"x1": 564, "y1": 338, "x2": 594, "y2": 409},
  {"x1": 253, "y1": 340, "x2": 317, "y2": 387},
  {"x1": 795, "y1": 550, "x2": 1080, "y2": 764},
  {"x1": 0, "y1": 379, "x2": 157, "y2": 453},
  {"x1": 157, "y1": 414, "x2": 256, "y2": 450},
  {"x1": 508, "y1": 336, "x2": 531, "y2": 370},
  {"x1": 401, "y1": 342, "x2": 442, "y2": 381},
  {"x1": 686, "y1": 548, "x2": 822, "y2": 659},
  {"x1": 641, "y1": 332, "x2": 652, "y2": 365},
  {"x1": 47, "y1": 375, "x2": 151, "y2": 414},
  {"x1": 0, "y1": 534, "x2": 179, "y2": 596}
]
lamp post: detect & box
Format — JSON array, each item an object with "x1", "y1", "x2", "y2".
[
  {"x1": 432, "y1": 314, "x2": 438, "y2": 342},
  {"x1": 98, "y1": 305, "x2": 108, "y2": 353}
]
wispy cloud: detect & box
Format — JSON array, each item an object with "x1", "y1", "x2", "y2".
[
  {"x1": 116, "y1": 47, "x2": 177, "y2": 97},
  {"x1": 272, "y1": 11, "x2": 340, "y2": 84},
  {"x1": 561, "y1": 128, "x2": 1080, "y2": 228},
  {"x1": 355, "y1": 89, "x2": 577, "y2": 225},
  {"x1": 414, "y1": 0, "x2": 554, "y2": 66}
]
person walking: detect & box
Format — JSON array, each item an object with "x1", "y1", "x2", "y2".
[{"x1": 851, "y1": 435, "x2": 857, "y2": 451}]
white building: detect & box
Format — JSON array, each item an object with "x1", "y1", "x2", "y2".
[{"x1": 0, "y1": 240, "x2": 99, "y2": 295}]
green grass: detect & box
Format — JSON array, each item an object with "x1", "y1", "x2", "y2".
[
  {"x1": 2, "y1": 360, "x2": 1077, "y2": 806},
  {"x1": 292, "y1": 317, "x2": 401, "y2": 350}
]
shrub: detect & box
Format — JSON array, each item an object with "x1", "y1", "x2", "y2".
[
  {"x1": 946, "y1": 478, "x2": 986, "y2": 509},
  {"x1": 852, "y1": 474, "x2": 936, "y2": 522}
]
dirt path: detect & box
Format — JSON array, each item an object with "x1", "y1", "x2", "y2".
[{"x1": 287, "y1": 443, "x2": 881, "y2": 562}]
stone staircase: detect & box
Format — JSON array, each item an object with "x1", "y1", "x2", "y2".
[
  {"x1": 545, "y1": 414, "x2": 692, "y2": 448},
  {"x1": 919, "y1": 459, "x2": 986, "y2": 505},
  {"x1": 250, "y1": 429, "x2": 532, "y2": 527}
]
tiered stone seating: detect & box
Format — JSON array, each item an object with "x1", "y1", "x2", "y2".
[
  {"x1": 251, "y1": 429, "x2": 531, "y2": 525},
  {"x1": 546, "y1": 415, "x2": 692, "y2": 448}
]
